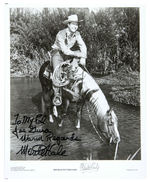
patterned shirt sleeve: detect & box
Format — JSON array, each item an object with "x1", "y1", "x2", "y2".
[
  {"x1": 76, "y1": 32, "x2": 87, "y2": 58},
  {"x1": 56, "y1": 31, "x2": 73, "y2": 56},
  {"x1": 55, "y1": 30, "x2": 87, "y2": 58}
]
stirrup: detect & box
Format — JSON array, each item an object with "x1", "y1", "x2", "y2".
[{"x1": 53, "y1": 95, "x2": 62, "y2": 106}]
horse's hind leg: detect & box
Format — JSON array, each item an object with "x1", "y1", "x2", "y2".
[
  {"x1": 41, "y1": 96, "x2": 46, "y2": 114},
  {"x1": 46, "y1": 104, "x2": 54, "y2": 123},
  {"x1": 76, "y1": 108, "x2": 81, "y2": 129},
  {"x1": 58, "y1": 116, "x2": 63, "y2": 127},
  {"x1": 58, "y1": 99, "x2": 70, "y2": 127},
  {"x1": 76, "y1": 102, "x2": 84, "y2": 129}
]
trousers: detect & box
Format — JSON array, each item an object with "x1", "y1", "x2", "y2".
[
  {"x1": 46, "y1": 50, "x2": 86, "y2": 106},
  {"x1": 52, "y1": 50, "x2": 64, "y2": 70},
  {"x1": 51, "y1": 50, "x2": 65, "y2": 105}
]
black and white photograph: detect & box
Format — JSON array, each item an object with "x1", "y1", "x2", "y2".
[
  {"x1": 3, "y1": 0, "x2": 150, "y2": 178},
  {"x1": 9, "y1": 7, "x2": 141, "y2": 161}
]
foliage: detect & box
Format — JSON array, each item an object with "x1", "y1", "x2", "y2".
[{"x1": 10, "y1": 8, "x2": 140, "y2": 77}]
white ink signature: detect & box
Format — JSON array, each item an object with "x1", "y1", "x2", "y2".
[{"x1": 80, "y1": 162, "x2": 99, "y2": 172}]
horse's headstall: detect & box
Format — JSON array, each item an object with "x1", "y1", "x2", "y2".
[
  {"x1": 106, "y1": 108, "x2": 115, "y2": 126},
  {"x1": 107, "y1": 119, "x2": 114, "y2": 126}
]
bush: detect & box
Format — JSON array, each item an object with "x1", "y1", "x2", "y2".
[{"x1": 10, "y1": 8, "x2": 140, "y2": 77}]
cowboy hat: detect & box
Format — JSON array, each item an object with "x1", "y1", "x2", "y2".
[{"x1": 63, "y1": 14, "x2": 83, "y2": 24}]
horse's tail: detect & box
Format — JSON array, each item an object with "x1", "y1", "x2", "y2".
[
  {"x1": 39, "y1": 61, "x2": 52, "y2": 91},
  {"x1": 39, "y1": 61, "x2": 50, "y2": 81}
]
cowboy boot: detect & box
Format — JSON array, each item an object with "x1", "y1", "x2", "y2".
[{"x1": 53, "y1": 86, "x2": 62, "y2": 106}]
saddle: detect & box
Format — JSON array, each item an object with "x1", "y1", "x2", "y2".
[
  {"x1": 44, "y1": 59, "x2": 83, "y2": 102},
  {"x1": 52, "y1": 61, "x2": 72, "y2": 87}
]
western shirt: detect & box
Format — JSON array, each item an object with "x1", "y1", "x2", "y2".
[{"x1": 52, "y1": 28, "x2": 87, "y2": 58}]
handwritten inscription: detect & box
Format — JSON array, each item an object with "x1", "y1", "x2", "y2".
[
  {"x1": 12, "y1": 113, "x2": 46, "y2": 126},
  {"x1": 12, "y1": 114, "x2": 81, "y2": 157},
  {"x1": 16, "y1": 144, "x2": 67, "y2": 156}
]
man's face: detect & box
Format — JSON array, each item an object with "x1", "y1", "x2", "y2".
[{"x1": 68, "y1": 22, "x2": 78, "y2": 33}]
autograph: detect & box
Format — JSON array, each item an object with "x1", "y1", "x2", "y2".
[
  {"x1": 12, "y1": 113, "x2": 81, "y2": 157},
  {"x1": 16, "y1": 144, "x2": 67, "y2": 156},
  {"x1": 80, "y1": 162, "x2": 99, "y2": 172}
]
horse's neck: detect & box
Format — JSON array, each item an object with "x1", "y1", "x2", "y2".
[
  {"x1": 81, "y1": 71, "x2": 99, "y2": 92},
  {"x1": 89, "y1": 91, "x2": 110, "y2": 119},
  {"x1": 74, "y1": 67, "x2": 110, "y2": 118},
  {"x1": 82, "y1": 71, "x2": 110, "y2": 119}
]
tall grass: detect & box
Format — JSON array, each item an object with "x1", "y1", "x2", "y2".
[{"x1": 10, "y1": 8, "x2": 139, "y2": 77}]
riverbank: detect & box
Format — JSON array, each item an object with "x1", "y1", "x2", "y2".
[
  {"x1": 95, "y1": 67, "x2": 140, "y2": 106},
  {"x1": 11, "y1": 66, "x2": 140, "y2": 107}
]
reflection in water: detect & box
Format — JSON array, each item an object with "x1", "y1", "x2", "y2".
[{"x1": 10, "y1": 78, "x2": 141, "y2": 160}]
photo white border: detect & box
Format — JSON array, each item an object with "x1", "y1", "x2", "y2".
[{"x1": 1, "y1": 0, "x2": 150, "y2": 181}]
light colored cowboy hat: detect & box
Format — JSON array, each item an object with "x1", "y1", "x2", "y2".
[{"x1": 63, "y1": 14, "x2": 83, "y2": 24}]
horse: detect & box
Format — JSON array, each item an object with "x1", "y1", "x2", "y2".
[{"x1": 39, "y1": 59, "x2": 120, "y2": 144}]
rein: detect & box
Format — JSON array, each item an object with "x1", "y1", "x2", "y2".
[
  {"x1": 86, "y1": 104, "x2": 104, "y2": 142},
  {"x1": 78, "y1": 69, "x2": 104, "y2": 142},
  {"x1": 72, "y1": 67, "x2": 120, "y2": 160},
  {"x1": 86, "y1": 102, "x2": 119, "y2": 160},
  {"x1": 114, "y1": 141, "x2": 119, "y2": 160}
]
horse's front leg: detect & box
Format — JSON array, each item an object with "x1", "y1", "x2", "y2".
[
  {"x1": 42, "y1": 91, "x2": 54, "y2": 123},
  {"x1": 47, "y1": 104, "x2": 54, "y2": 123},
  {"x1": 49, "y1": 110, "x2": 54, "y2": 123},
  {"x1": 76, "y1": 102, "x2": 83, "y2": 129},
  {"x1": 58, "y1": 99, "x2": 70, "y2": 127}
]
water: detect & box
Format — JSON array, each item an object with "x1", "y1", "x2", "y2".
[{"x1": 10, "y1": 77, "x2": 141, "y2": 160}]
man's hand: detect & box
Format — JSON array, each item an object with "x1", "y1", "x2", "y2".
[
  {"x1": 73, "y1": 51, "x2": 83, "y2": 58},
  {"x1": 64, "y1": 50, "x2": 86, "y2": 66},
  {"x1": 65, "y1": 49, "x2": 86, "y2": 62}
]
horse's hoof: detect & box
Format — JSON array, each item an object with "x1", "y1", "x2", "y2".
[
  {"x1": 75, "y1": 125, "x2": 80, "y2": 129},
  {"x1": 58, "y1": 123, "x2": 62, "y2": 127}
]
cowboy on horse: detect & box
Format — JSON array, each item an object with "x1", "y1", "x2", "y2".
[
  {"x1": 43, "y1": 14, "x2": 87, "y2": 106},
  {"x1": 40, "y1": 14, "x2": 120, "y2": 145}
]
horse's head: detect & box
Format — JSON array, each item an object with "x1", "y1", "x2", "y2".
[{"x1": 99, "y1": 108, "x2": 120, "y2": 144}]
